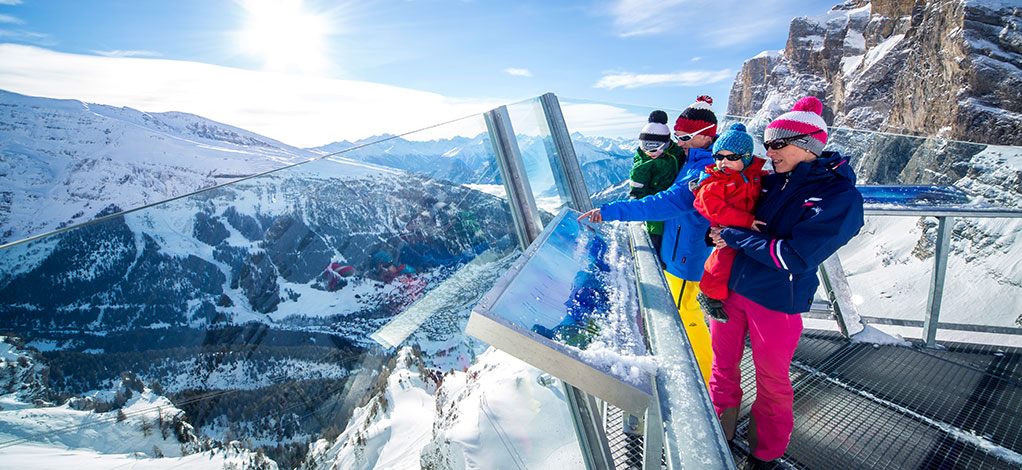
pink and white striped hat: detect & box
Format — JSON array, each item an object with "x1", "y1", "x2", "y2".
[{"x1": 763, "y1": 96, "x2": 828, "y2": 156}]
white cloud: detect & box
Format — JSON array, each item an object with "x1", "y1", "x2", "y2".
[
  {"x1": 0, "y1": 0, "x2": 23, "y2": 5},
  {"x1": 594, "y1": 69, "x2": 733, "y2": 89},
  {"x1": 610, "y1": 0, "x2": 686, "y2": 37},
  {"x1": 504, "y1": 67, "x2": 533, "y2": 77},
  {"x1": 0, "y1": 29, "x2": 52, "y2": 45},
  {"x1": 0, "y1": 44, "x2": 501, "y2": 146},
  {"x1": 691, "y1": 56, "x2": 702, "y2": 62},
  {"x1": 607, "y1": 0, "x2": 789, "y2": 42},
  {"x1": 559, "y1": 102, "x2": 646, "y2": 140},
  {"x1": 0, "y1": 14, "x2": 23, "y2": 24},
  {"x1": 710, "y1": 18, "x2": 781, "y2": 46},
  {"x1": 91, "y1": 49, "x2": 163, "y2": 58}
]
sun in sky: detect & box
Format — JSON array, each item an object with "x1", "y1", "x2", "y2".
[{"x1": 238, "y1": 0, "x2": 331, "y2": 75}]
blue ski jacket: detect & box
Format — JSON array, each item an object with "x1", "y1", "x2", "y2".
[
  {"x1": 600, "y1": 148, "x2": 716, "y2": 281},
  {"x1": 720, "y1": 151, "x2": 864, "y2": 314}
]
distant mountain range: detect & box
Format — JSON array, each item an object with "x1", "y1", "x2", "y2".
[
  {"x1": 310, "y1": 131, "x2": 638, "y2": 205},
  {"x1": 0, "y1": 89, "x2": 641, "y2": 247}
]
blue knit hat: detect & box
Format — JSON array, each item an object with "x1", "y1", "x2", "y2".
[{"x1": 712, "y1": 123, "x2": 755, "y2": 167}]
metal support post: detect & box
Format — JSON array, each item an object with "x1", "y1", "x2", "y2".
[
  {"x1": 484, "y1": 105, "x2": 543, "y2": 251},
  {"x1": 923, "y1": 216, "x2": 953, "y2": 348},
  {"x1": 538, "y1": 93, "x2": 594, "y2": 212},
  {"x1": 819, "y1": 253, "x2": 866, "y2": 337},
  {"x1": 642, "y1": 381, "x2": 664, "y2": 469},
  {"x1": 563, "y1": 382, "x2": 615, "y2": 470}
]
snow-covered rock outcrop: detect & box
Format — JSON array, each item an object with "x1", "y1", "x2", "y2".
[
  {"x1": 729, "y1": 0, "x2": 1022, "y2": 146},
  {"x1": 728, "y1": 1, "x2": 1022, "y2": 330},
  {"x1": 0, "y1": 335, "x2": 276, "y2": 469}
]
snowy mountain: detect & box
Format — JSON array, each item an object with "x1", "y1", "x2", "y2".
[
  {"x1": 0, "y1": 89, "x2": 317, "y2": 245},
  {"x1": 0, "y1": 162, "x2": 515, "y2": 329},
  {"x1": 0, "y1": 89, "x2": 532, "y2": 468},
  {"x1": 729, "y1": 0, "x2": 1022, "y2": 146}
]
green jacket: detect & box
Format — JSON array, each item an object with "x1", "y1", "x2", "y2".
[{"x1": 628, "y1": 142, "x2": 685, "y2": 235}]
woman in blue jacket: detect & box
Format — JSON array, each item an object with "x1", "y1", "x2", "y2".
[{"x1": 708, "y1": 97, "x2": 864, "y2": 469}]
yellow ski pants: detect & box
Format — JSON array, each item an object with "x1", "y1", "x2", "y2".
[{"x1": 663, "y1": 271, "x2": 713, "y2": 386}]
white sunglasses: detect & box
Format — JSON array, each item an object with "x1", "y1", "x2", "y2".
[{"x1": 675, "y1": 123, "x2": 715, "y2": 142}]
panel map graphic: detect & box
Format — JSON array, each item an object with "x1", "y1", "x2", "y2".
[{"x1": 466, "y1": 209, "x2": 652, "y2": 414}]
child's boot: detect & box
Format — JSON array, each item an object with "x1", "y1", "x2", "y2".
[{"x1": 697, "y1": 292, "x2": 729, "y2": 323}]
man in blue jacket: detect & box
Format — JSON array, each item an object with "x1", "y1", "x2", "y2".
[{"x1": 577, "y1": 116, "x2": 718, "y2": 383}]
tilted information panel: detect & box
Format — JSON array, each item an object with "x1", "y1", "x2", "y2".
[{"x1": 466, "y1": 208, "x2": 653, "y2": 414}]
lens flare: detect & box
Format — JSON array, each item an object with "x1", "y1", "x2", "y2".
[{"x1": 240, "y1": 0, "x2": 329, "y2": 74}]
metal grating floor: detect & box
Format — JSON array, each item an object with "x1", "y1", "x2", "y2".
[{"x1": 733, "y1": 329, "x2": 1022, "y2": 470}]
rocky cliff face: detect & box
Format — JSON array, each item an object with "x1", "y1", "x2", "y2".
[{"x1": 729, "y1": 0, "x2": 1022, "y2": 151}]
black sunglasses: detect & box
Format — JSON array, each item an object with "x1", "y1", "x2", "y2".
[
  {"x1": 764, "y1": 129, "x2": 824, "y2": 150},
  {"x1": 713, "y1": 153, "x2": 748, "y2": 161}
]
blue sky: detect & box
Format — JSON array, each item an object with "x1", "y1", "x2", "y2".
[{"x1": 0, "y1": 0, "x2": 840, "y2": 146}]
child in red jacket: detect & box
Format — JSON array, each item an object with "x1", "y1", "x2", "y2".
[{"x1": 692, "y1": 123, "x2": 768, "y2": 322}]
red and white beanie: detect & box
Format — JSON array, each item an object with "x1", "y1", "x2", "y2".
[
  {"x1": 674, "y1": 95, "x2": 717, "y2": 137},
  {"x1": 764, "y1": 96, "x2": 829, "y2": 156}
]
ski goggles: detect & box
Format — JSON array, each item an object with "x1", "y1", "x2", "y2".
[
  {"x1": 675, "y1": 124, "x2": 715, "y2": 142},
  {"x1": 640, "y1": 141, "x2": 668, "y2": 152},
  {"x1": 713, "y1": 153, "x2": 749, "y2": 161},
  {"x1": 764, "y1": 129, "x2": 824, "y2": 150}
]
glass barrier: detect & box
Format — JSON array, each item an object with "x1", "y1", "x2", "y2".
[
  {"x1": 504, "y1": 98, "x2": 565, "y2": 224},
  {"x1": 0, "y1": 112, "x2": 585, "y2": 467}
]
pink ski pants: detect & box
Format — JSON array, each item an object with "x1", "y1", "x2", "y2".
[{"x1": 709, "y1": 291, "x2": 803, "y2": 461}]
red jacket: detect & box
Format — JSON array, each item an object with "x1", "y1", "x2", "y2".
[{"x1": 693, "y1": 157, "x2": 768, "y2": 229}]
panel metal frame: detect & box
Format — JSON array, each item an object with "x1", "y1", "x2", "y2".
[
  {"x1": 485, "y1": 105, "x2": 543, "y2": 251},
  {"x1": 922, "y1": 215, "x2": 953, "y2": 348},
  {"x1": 819, "y1": 254, "x2": 865, "y2": 337},
  {"x1": 538, "y1": 92, "x2": 594, "y2": 213}
]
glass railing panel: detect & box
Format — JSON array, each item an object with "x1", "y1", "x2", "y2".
[
  {"x1": 558, "y1": 97, "x2": 686, "y2": 206},
  {"x1": 827, "y1": 130, "x2": 1022, "y2": 345},
  {"x1": 0, "y1": 111, "x2": 585, "y2": 467},
  {"x1": 556, "y1": 97, "x2": 751, "y2": 206},
  {"x1": 503, "y1": 98, "x2": 563, "y2": 224}
]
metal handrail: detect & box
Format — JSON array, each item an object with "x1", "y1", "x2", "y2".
[
  {"x1": 863, "y1": 207, "x2": 1022, "y2": 218},
  {"x1": 852, "y1": 206, "x2": 1022, "y2": 347},
  {"x1": 629, "y1": 222, "x2": 736, "y2": 469}
]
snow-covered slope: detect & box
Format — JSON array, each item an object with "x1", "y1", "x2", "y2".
[
  {"x1": 0, "y1": 150, "x2": 516, "y2": 332},
  {"x1": 303, "y1": 347, "x2": 583, "y2": 470},
  {"x1": 0, "y1": 89, "x2": 316, "y2": 245},
  {"x1": 0, "y1": 336, "x2": 275, "y2": 469}
]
